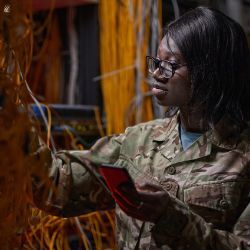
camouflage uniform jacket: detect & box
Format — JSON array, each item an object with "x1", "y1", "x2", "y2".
[{"x1": 33, "y1": 114, "x2": 250, "y2": 249}]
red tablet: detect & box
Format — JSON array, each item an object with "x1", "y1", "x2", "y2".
[{"x1": 99, "y1": 164, "x2": 141, "y2": 207}]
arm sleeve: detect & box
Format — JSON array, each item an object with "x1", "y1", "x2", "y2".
[
  {"x1": 31, "y1": 133, "x2": 126, "y2": 217},
  {"x1": 151, "y1": 197, "x2": 250, "y2": 249}
]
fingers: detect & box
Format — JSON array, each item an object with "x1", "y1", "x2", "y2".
[
  {"x1": 117, "y1": 182, "x2": 169, "y2": 208},
  {"x1": 136, "y1": 188, "x2": 169, "y2": 205},
  {"x1": 136, "y1": 181, "x2": 164, "y2": 192},
  {"x1": 135, "y1": 181, "x2": 170, "y2": 205},
  {"x1": 112, "y1": 186, "x2": 170, "y2": 222},
  {"x1": 113, "y1": 190, "x2": 152, "y2": 221},
  {"x1": 113, "y1": 189, "x2": 140, "y2": 208}
]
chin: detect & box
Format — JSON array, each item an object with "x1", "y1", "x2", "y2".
[{"x1": 156, "y1": 98, "x2": 171, "y2": 107}]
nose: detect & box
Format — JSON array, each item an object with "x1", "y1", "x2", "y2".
[{"x1": 152, "y1": 68, "x2": 167, "y2": 83}]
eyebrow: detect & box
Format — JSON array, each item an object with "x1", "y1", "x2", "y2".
[
  {"x1": 168, "y1": 49, "x2": 185, "y2": 63},
  {"x1": 161, "y1": 52, "x2": 183, "y2": 62}
]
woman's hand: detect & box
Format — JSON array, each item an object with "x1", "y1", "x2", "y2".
[{"x1": 113, "y1": 181, "x2": 170, "y2": 222}]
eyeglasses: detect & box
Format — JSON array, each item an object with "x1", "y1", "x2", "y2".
[{"x1": 146, "y1": 56, "x2": 187, "y2": 79}]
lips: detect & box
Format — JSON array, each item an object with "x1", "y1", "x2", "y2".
[{"x1": 152, "y1": 83, "x2": 168, "y2": 96}]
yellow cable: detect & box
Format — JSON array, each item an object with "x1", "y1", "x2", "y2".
[
  {"x1": 89, "y1": 216, "x2": 98, "y2": 248},
  {"x1": 33, "y1": 0, "x2": 56, "y2": 36},
  {"x1": 99, "y1": 0, "x2": 153, "y2": 134},
  {"x1": 49, "y1": 221, "x2": 65, "y2": 250},
  {"x1": 74, "y1": 217, "x2": 90, "y2": 250}
]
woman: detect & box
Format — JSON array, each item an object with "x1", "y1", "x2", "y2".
[{"x1": 32, "y1": 7, "x2": 250, "y2": 249}]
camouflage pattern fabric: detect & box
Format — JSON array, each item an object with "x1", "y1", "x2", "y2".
[{"x1": 33, "y1": 114, "x2": 250, "y2": 249}]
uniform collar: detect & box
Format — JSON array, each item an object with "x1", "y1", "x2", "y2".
[
  {"x1": 153, "y1": 113, "x2": 240, "y2": 148},
  {"x1": 152, "y1": 113, "x2": 242, "y2": 165},
  {"x1": 210, "y1": 115, "x2": 241, "y2": 150},
  {"x1": 152, "y1": 114, "x2": 179, "y2": 142}
]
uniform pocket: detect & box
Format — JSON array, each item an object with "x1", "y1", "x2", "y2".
[{"x1": 183, "y1": 182, "x2": 242, "y2": 228}]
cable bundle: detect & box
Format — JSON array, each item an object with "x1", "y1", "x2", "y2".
[
  {"x1": 99, "y1": 0, "x2": 154, "y2": 135},
  {"x1": 0, "y1": 1, "x2": 37, "y2": 248},
  {"x1": 0, "y1": 1, "x2": 116, "y2": 249}
]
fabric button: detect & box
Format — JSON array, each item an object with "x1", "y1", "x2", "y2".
[
  {"x1": 167, "y1": 166, "x2": 176, "y2": 175},
  {"x1": 149, "y1": 223, "x2": 154, "y2": 231},
  {"x1": 161, "y1": 178, "x2": 179, "y2": 196},
  {"x1": 165, "y1": 183, "x2": 172, "y2": 191},
  {"x1": 219, "y1": 199, "x2": 229, "y2": 209}
]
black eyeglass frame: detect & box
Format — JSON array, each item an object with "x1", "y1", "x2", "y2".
[{"x1": 146, "y1": 56, "x2": 187, "y2": 79}]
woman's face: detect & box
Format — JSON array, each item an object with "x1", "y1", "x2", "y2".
[{"x1": 151, "y1": 36, "x2": 191, "y2": 107}]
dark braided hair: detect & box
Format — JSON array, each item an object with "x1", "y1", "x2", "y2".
[{"x1": 165, "y1": 6, "x2": 250, "y2": 129}]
